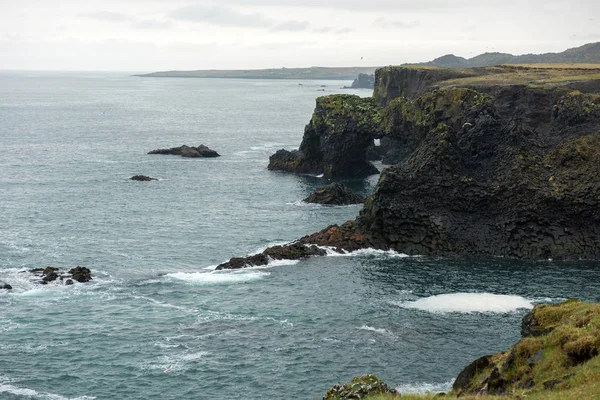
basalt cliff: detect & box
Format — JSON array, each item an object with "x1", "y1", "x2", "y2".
[{"x1": 239, "y1": 65, "x2": 600, "y2": 267}]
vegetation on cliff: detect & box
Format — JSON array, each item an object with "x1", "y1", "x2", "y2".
[
  {"x1": 268, "y1": 94, "x2": 383, "y2": 177},
  {"x1": 325, "y1": 300, "x2": 600, "y2": 400}
]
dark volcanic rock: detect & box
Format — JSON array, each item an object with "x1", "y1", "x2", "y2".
[
  {"x1": 299, "y1": 220, "x2": 371, "y2": 253},
  {"x1": 303, "y1": 183, "x2": 365, "y2": 205},
  {"x1": 28, "y1": 266, "x2": 92, "y2": 284},
  {"x1": 268, "y1": 95, "x2": 383, "y2": 178},
  {"x1": 355, "y1": 85, "x2": 600, "y2": 260},
  {"x1": 130, "y1": 175, "x2": 157, "y2": 181},
  {"x1": 452, "y1": 354, "x2": 493, "y2": 392},
  {"x1": 216, "y1": 244, "x2": 326, "y2": 270},
  {"x1": 148, "y1": 144, "x2": 220, "y2": 158},
  {"x1": 69, "y1": 266, "x2": 92, "y2": 283},
  {"x1": 347, "y1": 73, "x2": 375, "y2": 89},
  {"x1": 0, "y1": 282, "x2": 12, "y2": 290}
]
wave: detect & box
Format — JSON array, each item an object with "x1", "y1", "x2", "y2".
[
  {"x1": 399, "y1": 293, "x2": 534, "y2": 314},
  {"x1": 142, "y1": 350, "x2": 210, "y2": 374},
  {"x1": 0, "y1": 377, "x2": 95, "y2": 400},
  {"x1": 357, "y1": 325, "x2": 396, "y2": 337},
  {"x1": 286, "y1": 200, "x2": 360, "y2": 208},
  {"x1": 321, "y1": 246, "x2": 412, "y2": 259},
  {"x1": 395, "y1": 381, "x2": 453, "y2": 394},
  {"x1": 165, "y1": 270, "x2": 270, "y2": 285}
]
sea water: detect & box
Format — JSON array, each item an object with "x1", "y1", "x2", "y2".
[{"x1": 1, "y1": 72, "x2": 599, "y2": 399}]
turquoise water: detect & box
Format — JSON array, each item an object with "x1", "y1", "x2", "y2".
[{"x1": 1, "y1": 73, "x2": 599, "y2": 399}]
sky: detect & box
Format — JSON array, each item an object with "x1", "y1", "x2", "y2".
[{"x1": 1, "y1": 0, "x2": 599, "y2": 71}]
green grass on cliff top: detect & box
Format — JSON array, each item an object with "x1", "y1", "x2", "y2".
[
  {"x1": 363, "y1": 300, "x2": 600, "y2": 400},
  {"x1": 435, "y1": 64, "x2": 600, "y2": 88}
]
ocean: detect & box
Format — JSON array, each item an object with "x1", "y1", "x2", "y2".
[{"x1": 1, "y1": 72, "x2": 599, "y2": 399}]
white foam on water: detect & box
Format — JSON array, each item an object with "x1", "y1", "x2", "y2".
[
  {"x1": 395, "y1": 381, "x2": 453, "y2": 394},
  {"x1": 357, "y1": 325, "x2": 396, "y2": 337},
  {"x1": 165, "y1": 270, "x2": 270, "y2": 285},
  {"x1": 320, "y1": 246, "x2": 412, "y2": 259},
  {"x1": 315, "y1": 173, "x2": 324, "y2": 178},
  {"x1": 0, "y1": 381, "x2": 96, "y2": 400},
  {"x1": 0, "y1": 268, "x2": 115, "y2": 299},
  {"x1": 400, "y1": 293, "x2": 534, "y2": 314},
  {"x1": 143, "y1": 351, "x2": 210, "y2": 374}
]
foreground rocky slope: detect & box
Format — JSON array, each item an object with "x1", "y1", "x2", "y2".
[{"x1": 324, "y1": 300, "x2": 600, "y2": 399}]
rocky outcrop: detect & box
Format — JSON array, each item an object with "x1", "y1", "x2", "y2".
[
  {"x1": 303, "y1": 183, "x2": 365, "y2": 205},
  {"x1": 216, "y1": 243, "x2": 327, "y2": 270},
  {"x1": 268, "y1": 95, "x2": 383, "y2": 178},
  {"x1": 323, "y1": 375, "x2": 398, "y2": 400},
  {"x1": 346, "y1": 73, "x2": 375, "y2": 89},
  {"x1": 0, "y1": 282, "x2": 12, "y2": 290},
  {"x1": 28, "y1": 266, "x2": 92, "y2": 284},
  {"x1": 130, "y1": 175, "x2": 157, "y2": 181},
  {"x1": 298, "y1": 221, "x2": 370, "y2": 253},
  {"x1": 148, "y1": 144, "x2": 220, "y2": 158},
  {"x1": 453, "y1": 300, "x2": 600, "y2": 397},
  {"x1": 356, "y1": 86, "x2": 600, "y2": 259}
]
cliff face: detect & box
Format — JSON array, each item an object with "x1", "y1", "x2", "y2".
[
  {"x1": 372, "y1": 66, "x2": 477, "y2": 104},
  {"x1": 356, "y1": 85, "x2": 600, "y2": 259},
  {"x1": 268, "y1": 94, "x2": 384, "y2": 178}
]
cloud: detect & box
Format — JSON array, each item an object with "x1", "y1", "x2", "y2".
[
  {"x1": 134, "y1": 19, "x2": 173, "y2": 30},
  {"x1": 217, "y1": 0, "x2": 468, "y2": 11},
  {"x1": 271, "y1": 20, "x2": 309, "y2": 32},
  {"x1": 373, "y1": 17, "x2": 419, "y2": 29},
  {"x1": 312, "y1": 26, "x2": 352, "y2": 34},
  {"x1": 80, "y1": 11, "x2": 132, "y2": 22},
  {"x1": 170, "y1": 4, "x2": 272, "y2": 28}
]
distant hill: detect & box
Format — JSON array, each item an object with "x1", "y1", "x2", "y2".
[
  {"x1": 409, "y1": 42, "x2": 600, "y2": 68},
  {"x1": 136, "y1": 66, "x2": 377, "y2": 80}
]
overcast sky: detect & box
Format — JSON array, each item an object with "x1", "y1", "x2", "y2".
[{"x1": 1, "y1": 0, "x2": 598, "y2": 71}]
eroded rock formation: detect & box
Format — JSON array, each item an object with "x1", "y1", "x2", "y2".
[{"x1": 303, "y1": 183, "x2": 365, "y2": 205}]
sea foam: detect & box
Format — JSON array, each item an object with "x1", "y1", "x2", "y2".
[
  {"x1": 395, "y1": 381, "x2": 453, "y2": 394},
  {"x1": 400, "y1": 293, "x2": 534, "y2": 313},
  {"x1": 165, "y1": 270, "x2": 269, "y2": 285}
]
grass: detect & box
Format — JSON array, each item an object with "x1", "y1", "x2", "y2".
[
  {"x1": 327, "y1": 301, "x2": 600, "y2": 400},
  {"x1": 435, "y1": 65, "x2": 600, "y2": 89}
]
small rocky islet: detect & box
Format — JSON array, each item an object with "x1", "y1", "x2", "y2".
[
  {"x1": 148, "y1": 144, "x2": 220, "y2": 158},
  {"x1": 1, "y1": 266, "x2": 93, "y2": 290}
]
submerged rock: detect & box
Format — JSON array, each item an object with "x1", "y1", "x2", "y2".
[
  {"x1": 0, "y1": 282, "x2": 12, "y2": 290},
  {"x1": 28, "y1": 266, "x2": 92, "y2": 284},
  {"x1": 303, "y1": 183, "x2": 364, "y2": 205},
  {"x1": 323, "y1": 374, "x2": 398, "y2": 399},
  {"x1": 130, "y1": 175, "x2": 157, "y2": 181},
  {"x1": 148, "y1": 144, "x2": 220, "y2": 158}
]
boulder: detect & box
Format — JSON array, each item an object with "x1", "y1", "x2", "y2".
[
  {"x1": 148, "y1": 144, "x2": 220, "y2": 158},
  {"x1": 323, "y1": 375, "x2": 398, "y2": 399},
  {"x1": 0, "y1": 282, "x2": 12, "y2": 290},
  {"x1": 130, "y1": 175, "x2": 157, "y2": 181},
  {"x1": 303, "y1": 183, "x2": 365, "y2": 205},
  {"x1": 69, "y1": 266, "x2": 92, "y2": 283},
  {"x1": 28, "y1": 266, "x2": 92, "y2": 284}
]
